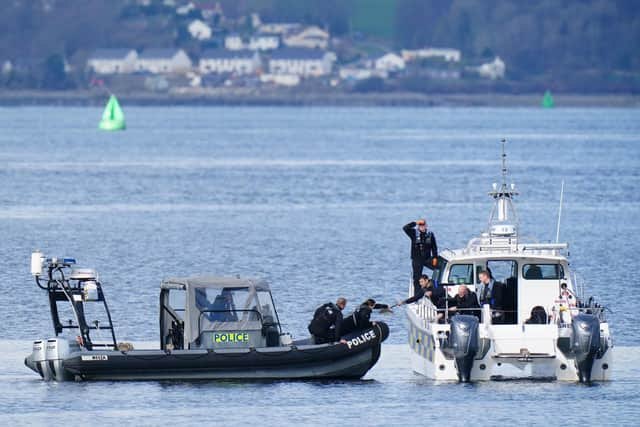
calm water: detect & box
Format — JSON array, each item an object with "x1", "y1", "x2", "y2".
[{"x1": 0, "y1": 106, "x2": 639, "y2": 425}]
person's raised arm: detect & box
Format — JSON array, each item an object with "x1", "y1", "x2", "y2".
[{"x1": 403, "y1": 222, "x2": 417, "y2": 239}]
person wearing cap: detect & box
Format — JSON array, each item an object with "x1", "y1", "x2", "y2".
[
  {"x1": 403, "y1": 218, "x2": 438, "y2": 295},
  {"x1": 341, "y1": 298, "x2": 389, "y2": 335}
]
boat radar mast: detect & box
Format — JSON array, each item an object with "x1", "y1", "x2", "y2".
[{"x1": 487, "y1": 139, "x2": 519, "y2": 237}]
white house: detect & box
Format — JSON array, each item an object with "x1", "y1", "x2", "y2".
[
  {"x1": 401, "y1": 48, "x2": 462, "y2": 62},
  {"x1": 339, "y1": 67, "x2": 388, "y2": 81},
  {"x1": 260, "y1": 73, "x2": 300, "y2": 86},
  {"x1": 188, "y1": 19, "x2": 212, "y2": 40},
  {"x1": 87, "y1": 49, "x2": 138, "y2": 74},
  {"x1": 248, "y1": 33, "x2": 279, "y2": 51},
  {"x1": 258, "y1": 22, "x2": 301, "y2": 35},
  {"x1": 268, "y1": 48, "x2": 334, "y2": 77},
  {"x1": 224, "y1": 33, "x2": 245, "y2": 50},
  {"x1": 368, "y1": 53, "x2": 405, "y2": 72},
  {"x1": 199, "y1": 49, "x2": 260, "y2": 75},
  {"x1": 283, "y1": 26, "x2": 329, "y2": 49},
  {"x1": 136, "y1": 48, "x2": 192, "y2": 74},
  {"x1": 476, "y1": 56, "x2": 506, "y2": 79}
]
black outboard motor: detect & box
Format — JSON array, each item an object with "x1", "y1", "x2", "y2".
[
  {"x1": 449, "y1": 315, "x2": 479, "y2": 382},
  {"x1": 571, "y1": 313, "x2": 601, "y2": 383}
]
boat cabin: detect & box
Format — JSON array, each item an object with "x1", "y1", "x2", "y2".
[
  {"x1": 431, "y1": 247, "x2": 573, "y2": 325},
  {"x1": 160, "y1": 277, "x2": 282, "y2": 350}
]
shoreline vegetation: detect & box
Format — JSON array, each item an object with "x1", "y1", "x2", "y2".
[{"x1": 0, "y1": 90, "x2": 638, "y2": 107}]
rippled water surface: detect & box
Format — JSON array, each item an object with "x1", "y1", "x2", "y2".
[{"x1": 0, "y1": 107, "x2": 639, "y2": 425}]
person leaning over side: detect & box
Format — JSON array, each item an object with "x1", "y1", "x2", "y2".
[
  {"x1": 403, "y1": 218, "x2": 438, "y2": 296},
  {"x1": 308, "y1": 298, "x2": 347, "y2": 344},
  {"x1": 341, "y1": 298, "x2": 389, "y2": 335},
  {"x1": 397, "y1": 275, "x2": 445, "y2": 307}
]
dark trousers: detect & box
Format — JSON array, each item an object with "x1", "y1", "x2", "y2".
[{"x1": 411, "y1": 257, "x2": 429, "y2": 295}]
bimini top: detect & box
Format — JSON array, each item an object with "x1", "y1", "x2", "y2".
[
  {"x1": 161, "y1": 276, "x2": 271, "y2": 291},
  {"x1": 161, "y1": 276, "x2": 273, "y2": 345}
]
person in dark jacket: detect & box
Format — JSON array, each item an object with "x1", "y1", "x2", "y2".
[
  {"x1": 477, "y1": 270, "x2": 506, "y2": 323},
  {"x1": 403, "y1": 219, "x2": 438, "y2": 295},
  {"x1": 308, "y1": 298, "x2": 347, "y2": 344},
  {"x1": 448, "y1": 285, "x2": 480, "y2": 319},
  {"x1": 341, "y1": 298, "x2": 389, "y2": 335},
  {"x1": 398, "y1": 276, "x2": 445, "y2": 307}
]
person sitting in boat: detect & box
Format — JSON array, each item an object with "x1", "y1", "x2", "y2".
[
  {"x1": 403, "y1": 219, "x2": 438, "y2": 296},
  {"x1": 397, "y1": 276, "x2": 445, "y2": 307},
  {"x1": 477, "y1": 270, "x2": 505, "y2": 323},
  {"x1": 525, "y1": 306, "x2": 548, "y2": 324},
  {"x1": 447, "y1": 285, "x2": 480, "y2": 319},
  {"x1": 308, "y1": 298, "x2": 347, "y2": 344},
  {"x1": 341, "y1": 299, "x2": 389, "y2": 335},
  {"x1": 210, "y1": 289, "x2": 238, "y2": 322}
]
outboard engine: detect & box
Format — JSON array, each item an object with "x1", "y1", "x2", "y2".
[
  {"x1": 44, "y1": 338, "x2": 79, "y2": 381},
  {"x1": 571, "y1": 313, "x2": 601, "y2": 383},
  {"x1": 449, "y1": 315, "x2": 479, "y2": 382},
  {"x1": 24, "y1": 340, "x2": 48, "y2": 380}
]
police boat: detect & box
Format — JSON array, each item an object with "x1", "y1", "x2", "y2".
[
  {"x1": 25, "y1": 254, "x2": 389, "y2": 381},
  {"x1": 406, "y1": 140, "x2": 612, "y2": 383}
]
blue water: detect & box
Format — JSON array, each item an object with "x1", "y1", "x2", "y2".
[{"x1": 0, "y1": 107, "x2": 639, "y2": 425}]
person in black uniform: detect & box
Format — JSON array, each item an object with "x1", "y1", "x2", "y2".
[
  {"x1": 308, "y1": 298, "x2": 347, "y2": 344},
  {"x1": 403, "y1": 219, "x2": 438, "y2": 295},
  {"x1": 398, "y1": 276, "x2": 445, "y2": 307},
  {"x1": 448, "y1": 285, "x2": 480, "y2": 319},
  {"x1": 341, "y1": 298, "x2": 389, "y2": 335}
]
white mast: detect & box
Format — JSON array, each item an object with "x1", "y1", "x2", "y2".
[{"x1": 487, "y1": 139, "x2": 519, "y2": 237}]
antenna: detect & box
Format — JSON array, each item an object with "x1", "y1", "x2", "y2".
[
  {"x1": 501, "y1": 138, "x2": 507, "y2": 186},
  {"x1": 555, "y1": 180, "x2": 565, "y2": 243}
]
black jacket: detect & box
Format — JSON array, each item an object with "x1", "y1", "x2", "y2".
[
  {"x1": 404, "y1": 285, "x2": 446, "y2": 307},
  {"x1": 478, "y1": 281, "x2": 505, "y2": 311},
  {"x1": 403, "y1": 222, "x2": 438, "y2": 260},
  {"x1": 308, "y1": 303, "x2": 343, "y2": 341},
  {"x1": 449, "y1": 291, "x2": 480, "y2": 317},
  {"x1": 342, "y1": 302, "x2": 388, "y2": 335}
]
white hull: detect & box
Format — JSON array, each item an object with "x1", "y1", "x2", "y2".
[{"x1": 407, "y1": 306, "x2": 613, "y2": 382}]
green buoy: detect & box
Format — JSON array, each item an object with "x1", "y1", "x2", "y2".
[
  {"x1": 542, "y1": 90, "x2": 555, "y2": 108},
  {"x1": 99, "y1": 95, "x2": 126, "y2": 131}
]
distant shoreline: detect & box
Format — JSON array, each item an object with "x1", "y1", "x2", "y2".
[{"x1": 0, "y1": 90, "x2": 638, "y2": 107}]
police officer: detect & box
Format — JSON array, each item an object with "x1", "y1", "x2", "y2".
[
  {"x1": 478, "y1": 270, "x2": 505, "y2": 323},
  {"x1": 308, "y1": 298, "x2": 347, "y2": 344},
  {"x1": 398, "y1": 275, "x2": 445, "y2": 307},
  {"x1": 403, "y1": 219, "x2": 438, "y2": 295},
  {"x1": 341, "y1": 298, "x2": 389, "y2": 335}
]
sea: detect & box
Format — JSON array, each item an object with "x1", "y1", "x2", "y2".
[{"x1": 0, "y1": 106, "x2": 638, "y2": 425}]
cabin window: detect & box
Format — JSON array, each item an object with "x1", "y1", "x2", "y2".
[
  {"x1": 168, "y1": 288, "x2": 185, "y2": 317},
  {"x1": 448, "y1": 264, "x2": 474, "y2": 284},
  {"x1": 523, "y1": 264, "x2": 564, "y2": 280}
]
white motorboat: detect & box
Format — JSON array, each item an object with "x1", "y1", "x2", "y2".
[{"x1": 406, "y1": 140, "x2": 612, "y2": 382}]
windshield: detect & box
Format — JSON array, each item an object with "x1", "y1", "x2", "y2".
[
  {"x1": 523, "y1": 264, "x2": 564, "y2": 280},
  {"x1": 195, "y1": 287, "x2": 260, "y2": 322}
]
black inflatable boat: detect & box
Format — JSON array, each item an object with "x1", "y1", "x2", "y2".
[{"x1": 25, "y1": 254, "x2": 389, "y2": 381}]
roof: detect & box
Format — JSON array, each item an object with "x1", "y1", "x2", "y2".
[
  {"x1": 271, "y1": 48, "x2": 327, "y2": 60},
  {"x1": 200, "y1": 49, "x2": 256, "y2": 59},
  {"x1": 138, "y1": 48, "x2": 182, "y2": 60},
  {"x1": 89, "y1": 49, "x2": 135, "y2": 60},
  {"x1": 162, "y1": 276, "x2": 271, "y2": 291}
]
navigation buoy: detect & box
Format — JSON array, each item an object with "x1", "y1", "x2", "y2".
[
  {"x1": 542, "y1": 90, "x2": 555, "y2": 108},
  {"x1": 99, "y1": 95, "x2": 126, "y2": 131}
]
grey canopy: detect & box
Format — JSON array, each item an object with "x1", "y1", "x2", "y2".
[{"x1": 161, "y1": 276, "x2": 273, "y2": 346}]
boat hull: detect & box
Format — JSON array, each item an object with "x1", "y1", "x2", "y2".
[
  {"x1": 407, "y1": 308, "x2": 612, "y2": 382},
  {"x1": 26, "y1": 323, "x2": 389, "y2": 381}
]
